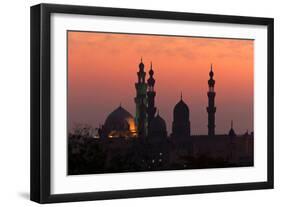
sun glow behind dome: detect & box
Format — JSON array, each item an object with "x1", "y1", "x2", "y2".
[{"x1": 102, "y1": 106, "x2": 137, "y2": 138}]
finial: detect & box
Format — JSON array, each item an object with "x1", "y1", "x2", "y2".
[
  {"x1": 180, "y1": 91, "x2": 183, "y2": 100},
  {"x1": 150, "y1": 61, "x2": 153, "y2": 69},
  {"x1": 141, "y1": 57, "x2": 143, "y2": 63},
  {"x1": 209, "y1": 64, "x2": 214, "y2": 78},
  {"x1": 231, "y1": 120, "x2": 233, "y2": 129},
  {"x1": 119, "y1": 102, "x2": 122, "y2": 107}
]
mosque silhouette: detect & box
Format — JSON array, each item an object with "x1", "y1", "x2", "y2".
[
  {"x1": 68, "y1": 59, "x2": 254, "y2": 175},
  {"x1": 98, "y1": 59, "x2": 233, "y2": 139}
]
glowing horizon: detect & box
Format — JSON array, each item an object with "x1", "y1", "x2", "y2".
[{"x1": 67, "y1": 31, "x2": 254, "y2": 135}]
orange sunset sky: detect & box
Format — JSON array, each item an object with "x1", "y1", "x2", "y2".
[{"x1": 68, "y1": 31, "x2": 254, "y2": 135}]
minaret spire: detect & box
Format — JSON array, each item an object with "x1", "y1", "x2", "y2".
[{"x1": 207, "y1": 64, "x2": 216, "y2": 136}]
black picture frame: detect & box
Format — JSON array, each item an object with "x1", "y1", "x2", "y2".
[{"x1": 30, "y1": 3, "x2": 274, "y2": 204}]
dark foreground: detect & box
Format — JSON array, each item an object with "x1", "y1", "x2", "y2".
[{"x1": 68, "y1": 133, "x2": 253, "y2": 175}]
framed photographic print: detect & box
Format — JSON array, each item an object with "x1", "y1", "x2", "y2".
[{"x1": 30, "y1": 3, "x2": 274, "y2": 203}]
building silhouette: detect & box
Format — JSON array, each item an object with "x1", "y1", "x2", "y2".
[
  {"x1": 69, "y1": 58, "x2": 254, "y2": 175},
  {"x1": 97, "y1": 59, "x2": 246, "y2": 139},
  {"x1": 134, "y1": 58, "x2": 148, "y2": 138},
  {"x1": 207, "y1": 64, "x2": 216, "y2": 136},
  {"x1": 99, "y1": 105, "x2": 137, "y2": 138},
  {"x1": 171, "y1": 93, "x2": 191, "y2": 138},
  {"x1": 147, "y1": 62, "x2": 157, "y2": 131},
  {"x1": 148, "y1": 111, "x2": 167, "y2": 138}
]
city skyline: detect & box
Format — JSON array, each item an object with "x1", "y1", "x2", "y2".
[{"x1": 68, "y1": 31, "x2": 254, "y2": 135}]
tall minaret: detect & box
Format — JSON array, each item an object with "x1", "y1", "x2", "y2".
[
  {"x1": 207, "y1": 64, "x2": 216, "y2": 136},
  {"x1": 135, "y1": 58, "x2": 148, "y2": 137},
  {"x1": 147, "y1": 62, "x2": 157, "y2": 128}
]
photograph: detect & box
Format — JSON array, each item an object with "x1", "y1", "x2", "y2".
[
  {"x1": 29, "y1": 3, "x2": 274, "y2": 203},
  {"x1": 67, "y1": 31, "x2": 254, "y2": 175}
]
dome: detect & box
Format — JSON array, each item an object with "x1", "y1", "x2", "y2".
[
  {"x1": 172, "y1": 97, "x2": 191, "y2": 137},
  {"x1": 148, "y1": 113, "x2": 167, "y2": 138},
  {"x1": 174, "y1": 99, "x2": 189, "y2": 119},
  {"x1": 103, "y1": 106, "x2": 137, "y2": 138},
  {"x1": 150, "y1": 114, "x2": 166, "y2": 130}
]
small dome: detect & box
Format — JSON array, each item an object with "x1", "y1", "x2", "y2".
[
  {"x1": 103, "y1": 106, "x2": 137, "y2": 138},
  {"x1": 149, "y1": 113, "x2": 167, "y2": 138},
  {"x1": 150, "y1": 114, "x2": 166, "y2": 131}
]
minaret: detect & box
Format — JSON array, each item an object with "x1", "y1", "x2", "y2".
[
  {"x1": 207, "y1": 64, "x2": 216, "y2": 136},
  {"x1": 147, "y1": 62, "x2": 157, "y2": 128},
  {"x1": 135, "y1": 58, "x2": 148, "y2": 137}
]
